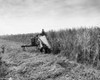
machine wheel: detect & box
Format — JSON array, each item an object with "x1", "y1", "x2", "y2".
[
  {"x1": 40, "y1": 47, "x2": 51, "y2": 53},
  {"x1": 42, "y1": 48, "x2": 46, "y2": 53},
  {"x1": 40, "y1": 47, "x2": 45, "y2": 53}
]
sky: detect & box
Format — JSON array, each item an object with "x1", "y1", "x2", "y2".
[{"x1": 0, "y1": 0, "x2": 100, "y2": 35}]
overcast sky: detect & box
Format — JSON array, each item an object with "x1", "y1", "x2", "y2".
[{"x1": 0, "y1": 0, "x2": 100, "y2": 35}]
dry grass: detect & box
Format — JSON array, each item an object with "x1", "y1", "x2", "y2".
[
  {"x1": 1, "y1": 27, "x2": 100, "y2": 80},
  {"x1": 47, "y1": 28, "x2": 100, "y2": 68},
  {"x1": 1, "y1": 48, "x2": 100, "y2": 80}
]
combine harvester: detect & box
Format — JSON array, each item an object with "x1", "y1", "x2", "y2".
[{"x1": 21, "y1": 29, "x2": 51, "y2": 53}]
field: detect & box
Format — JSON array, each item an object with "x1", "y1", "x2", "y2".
[{"x1": 1, "y1": 27, "x2": 100, "y2": 80}]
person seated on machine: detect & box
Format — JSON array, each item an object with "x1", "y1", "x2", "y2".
[{"x1": 39, "y1": 29, "x2": 47, "y2": 36}]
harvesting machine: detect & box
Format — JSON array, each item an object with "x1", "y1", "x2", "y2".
[{"x1": 21, "y1": 30, "x2": 51, "y2": 53}]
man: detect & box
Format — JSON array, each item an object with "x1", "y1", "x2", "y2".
[{"x1": 40, "y1": 29, "x2": 47, "y2": 36}]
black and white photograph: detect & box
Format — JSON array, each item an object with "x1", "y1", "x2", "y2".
[{"x1": 0, "y1": 0, "x2": 100, "y2": 80}]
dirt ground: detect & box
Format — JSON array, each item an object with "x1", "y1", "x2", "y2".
[{"x1": 0, "y1": 39, "x2": 100, "y2": 80}]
